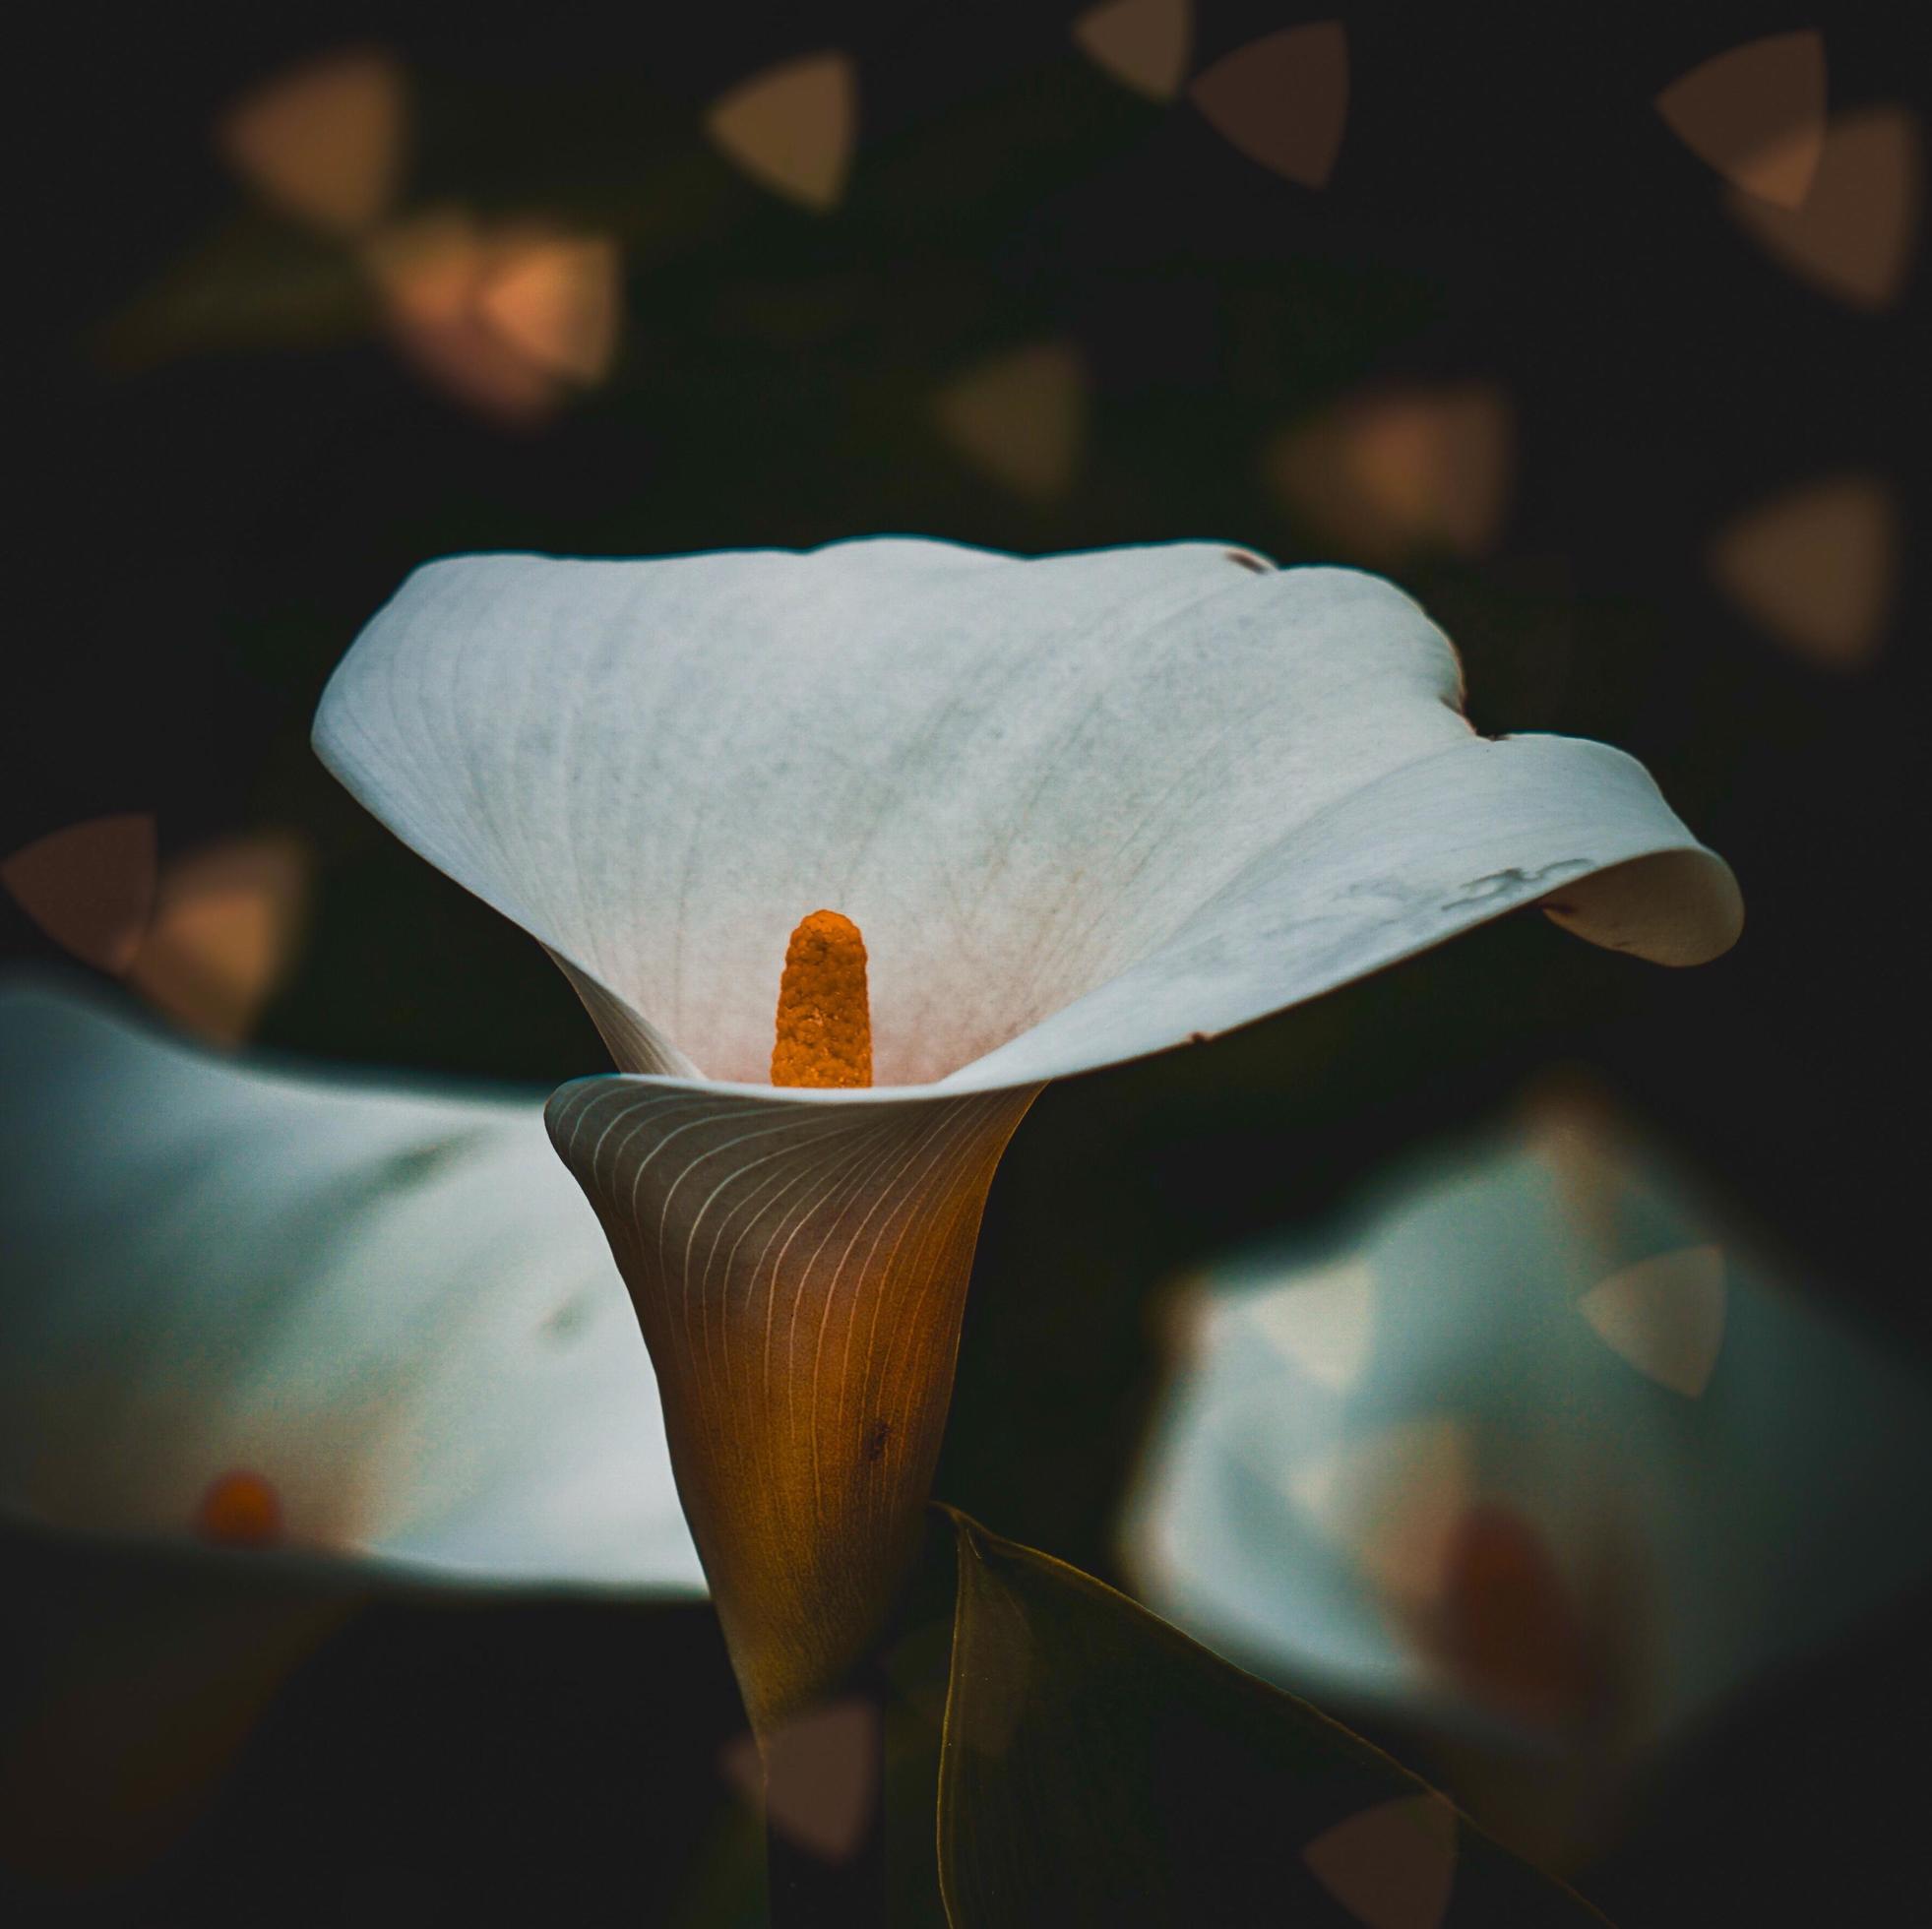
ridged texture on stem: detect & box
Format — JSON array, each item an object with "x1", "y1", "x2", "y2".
[{"x1": 547, "y1": 1076, "x2": 1038, "y2": 1730}]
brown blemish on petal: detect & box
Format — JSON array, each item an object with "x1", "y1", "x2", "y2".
[{"x1": 772, "y1": 910, "x2": 873, "y2": 1089}]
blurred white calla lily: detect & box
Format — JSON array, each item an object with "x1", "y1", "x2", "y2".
[
  {"x1": 314, "y1": 537, "x2": 1741, "y2": 1728},
  {"x1": 0, "y1": 979, "x2": 703, "y2": 1883},
  {"x1": 0, "y1": 979, "x2": 702, "y2": 1592},
  {"x1": 1122, "y1": 1084, "x2": 1932, "y2": 1853}
]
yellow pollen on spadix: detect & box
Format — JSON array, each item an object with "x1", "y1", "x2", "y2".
[{"x1": 771, "y1": 909, "x2": 872, "y2": 1089}]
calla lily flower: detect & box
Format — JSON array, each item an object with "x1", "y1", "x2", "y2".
[
  {"x1": 0, "y1": 979, "x2": 701, "y2": 1590},
  {"x1": 1121, "y1": 1085, "x2": 1932, "y2": 1850},
  {"x1": 314, "y1": 537, "x2": 1741, "y2": 1730},
  {"x1": 0, "y1": 978, "x2": 703, "y2": 1880}
]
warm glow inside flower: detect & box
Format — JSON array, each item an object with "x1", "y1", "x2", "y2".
[{"x1": 314, "y1": 537, "x2": 1742, "y2": 1728}]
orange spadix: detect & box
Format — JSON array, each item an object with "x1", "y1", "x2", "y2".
[
  {"x1": 194, "y1": 1469, "x2": 283, "y2": 1549},
  {"x1": 772, "y1": 909, "x2": 872, "y2": 1089}
]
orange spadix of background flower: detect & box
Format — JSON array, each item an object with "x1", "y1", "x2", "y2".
[{"x1": 194, "y1": 1469, "x2": 283, "y2": 1549}]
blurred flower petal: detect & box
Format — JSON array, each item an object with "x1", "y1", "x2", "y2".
[
  {"x1": 1654, "y1": 31, "x2": 1827, "y2": 211},
  {"x1": 1072, "y1": 0, "x2": 1195, "y2": 103},
  {"x1": 932, "y1": 342, "x2": 1089, "y2": 503},
  {"x1": 1124, "y1": 1089, "x2": 1932, "y2": 1764},
  {"x1": 1723, "y1": 104, "x2": 1922, "y2": 308},
  {"x1": 0, "y1": 979, "x2": 704, "y2": 1594},
  {"x1": 1189, "y1": 23, "x2": 1348, "y2": 188},
  {"x1": 1287, "y1": 1417, "x2": 1476, "y2": 1608},
  {"x1": 707, "y1": 51, "x2": 858, "y2": 214},
  {"x1": 216, "y1": 45, "x2": 408, "y2": 237},
  {"x1": 126, "y1": 830, "x2": 314, "y2": 1046},
  {"x1": 1711, "y1": 472, "x2": 1899, "y2": 670},
  {"x1": 3, "y1": 814, "x2": 156, "y2": 974}
]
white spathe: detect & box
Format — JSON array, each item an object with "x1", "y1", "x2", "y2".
[
  {"x1": 313, "y1": 539, "x2": 1740, "y2": 1094},
  {"x1": 0, "y1": 979, "x2": 704, "y2": 1594},
  {"x1": 1122, "y1": 1092, "x2": 1932, "y2": 1754},
  {"x1": 311, "y1": 535, "x2": 1741, "y2": 1725}
]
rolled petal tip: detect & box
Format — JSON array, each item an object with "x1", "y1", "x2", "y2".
[{"x1": 1539, "y1": 846, "x2": 1743, "y2": 966}]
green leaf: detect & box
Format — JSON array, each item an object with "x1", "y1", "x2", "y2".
[{"x1": 936, "y1": 1507, "x2": 1611, "y2": 1928}]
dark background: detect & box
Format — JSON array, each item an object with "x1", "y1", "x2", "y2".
[{"x1": 7, "y1": 2, "x2": 1927, "y2": 1921}]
